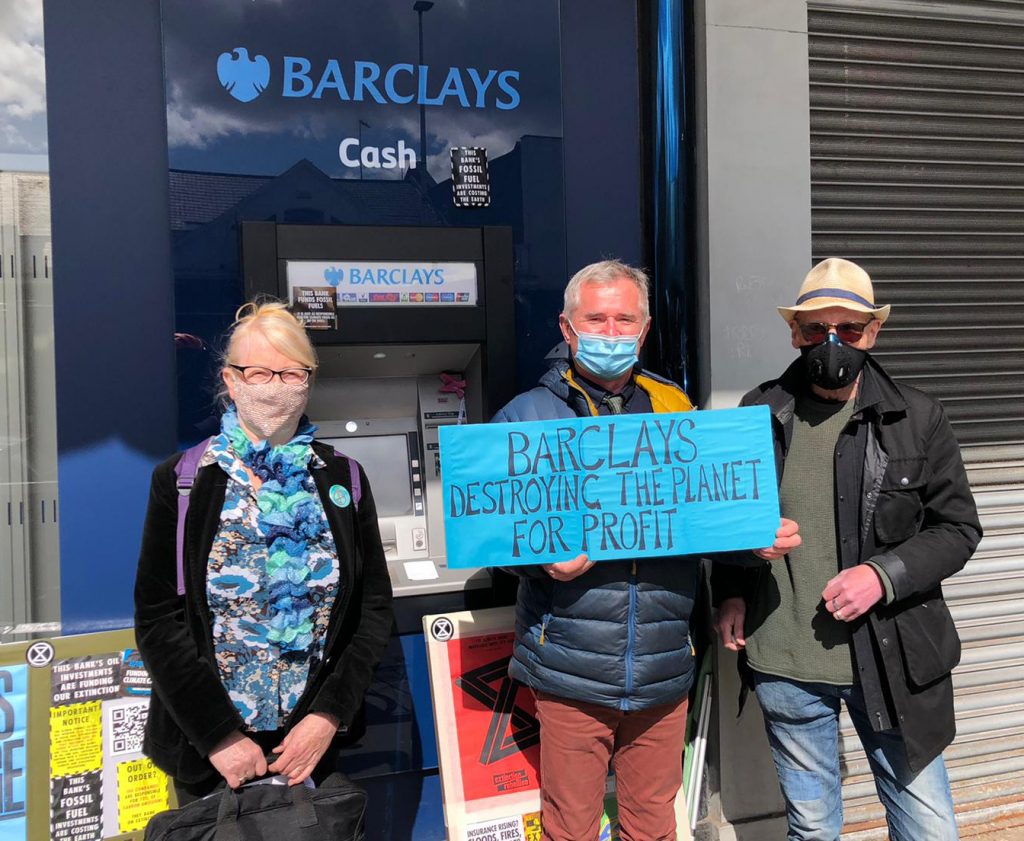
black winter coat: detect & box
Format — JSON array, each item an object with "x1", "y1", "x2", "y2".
[
  {"x1": 134, "y1": 442, "x2": 394, "y2": 784},
  {"x1": 712, "y1": 356, "x2": 981, "y2": 773}
]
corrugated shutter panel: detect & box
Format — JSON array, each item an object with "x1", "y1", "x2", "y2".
[{"x1": 808, "y1": 2, "x2": 1024, "y2": 837}]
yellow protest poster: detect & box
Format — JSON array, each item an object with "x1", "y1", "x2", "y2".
[
  {"x1": 49, "y1": 701, "x2": 102, "y2": 777},
  {"x1": 523, "y1": 811, "x2": 542, "y2": 841},
  {"x1": 117, "y1": 757, "x2": 169, "y2": 834}
]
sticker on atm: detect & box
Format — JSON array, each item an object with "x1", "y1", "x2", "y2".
[{"x1": 286, "y1": 261, "x2": 478, "y2": 307}]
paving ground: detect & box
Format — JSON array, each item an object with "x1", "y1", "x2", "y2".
[
  {"x1": 842, "y1": 809, "x2": 1024, "y2": 841},
  {"x1": 963, "y1": 818, "x2": 1024, "y2": 840},
  {"x1": 968, "y1": 830, "x2": 1024, "y2": 840}
]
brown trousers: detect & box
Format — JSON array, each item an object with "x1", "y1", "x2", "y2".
[{"x1": 534, "y1": 691, "x2": 688, "y2": 841}]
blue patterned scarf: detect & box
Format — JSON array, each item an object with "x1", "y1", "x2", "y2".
[{"x1": 222, "y1": 406, "x2": 326, "y2": 653}]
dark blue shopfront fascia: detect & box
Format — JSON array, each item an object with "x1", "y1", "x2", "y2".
[
  {"x1": 162, "y1": 0, "x2": 563, "y2": 442},
  {"x1": 45, "y1": 0, "x2": 646, "y2": 835}
]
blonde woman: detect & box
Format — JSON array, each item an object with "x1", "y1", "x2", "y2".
[{"x1": 134, "y1": 300, "x2": 393, "y2": 802}]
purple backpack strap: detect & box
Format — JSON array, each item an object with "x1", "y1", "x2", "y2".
[
  {"x1": 173, "y1": 438, "x2": 211, "y2": 596},
  {"x1": 333, "y1": 449, "x2": 362, "y2": 509}
]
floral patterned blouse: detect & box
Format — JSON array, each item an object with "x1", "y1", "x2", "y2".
[{"x1": 201, "y1": 432, "x2": 340, "y2": 731}]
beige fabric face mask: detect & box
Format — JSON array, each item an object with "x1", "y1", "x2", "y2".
[{"x1": 232, "y1": 381, "x2": 309, "y2": 444}]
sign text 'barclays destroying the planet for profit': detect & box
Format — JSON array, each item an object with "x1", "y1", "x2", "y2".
[{"x1": 440, "y1": 406, "x2": 780, "y2": 568}]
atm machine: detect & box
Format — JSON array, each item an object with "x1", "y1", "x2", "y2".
[
  {"x1": 242, "y1": 221, "x2": 516, "y2": 832},
  {"x1": 243, "y1": 221, "x2": 515, "y2": 595}
]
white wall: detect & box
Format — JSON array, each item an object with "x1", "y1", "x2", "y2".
[{"x1": 693, "y1": 2, "x2": 813, "y2": 837}]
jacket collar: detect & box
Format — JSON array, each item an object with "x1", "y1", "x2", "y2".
[
  {"x1": 754, "y1": 354, "x2": 907, "y2": 424},
  {"x1": 538, "y1": 359, "x2": 692, "y2": 416}
]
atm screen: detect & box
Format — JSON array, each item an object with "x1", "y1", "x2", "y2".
[{"x1": 325, "y1": 434, "x2": 413, "y2": 517}]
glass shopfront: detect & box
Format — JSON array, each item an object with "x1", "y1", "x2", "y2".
[{"x1": 0, "y1": 0, "x2": 60, "y2": 640}]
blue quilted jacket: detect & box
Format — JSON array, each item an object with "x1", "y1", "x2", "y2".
[{"x1": 493, "y1": 361, "x2": 699, "y2": 711}]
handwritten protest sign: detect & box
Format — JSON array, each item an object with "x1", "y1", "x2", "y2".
[{"x1": 439, "y1": 406, "x2": 779, "y2": 568}]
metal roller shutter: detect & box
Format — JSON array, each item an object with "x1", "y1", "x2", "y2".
[{"x1": 808, "y1": 2, "x2": 1024, "y2": 836}]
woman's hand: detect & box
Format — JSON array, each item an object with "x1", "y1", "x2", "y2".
[
  {"x1": 269, "y1": 712, "x2": 340, "y2": 785},
  {"x1": 208, "y1": 731, "x2": 267, "y2": 788}
]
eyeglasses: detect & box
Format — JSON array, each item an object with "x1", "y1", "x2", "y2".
[
  {"x1": 797, "y1": 320, "x2": 873, "y2": 344},
  {"x1": 229, "y1": 364, "x2": 312, "y2": 385}
]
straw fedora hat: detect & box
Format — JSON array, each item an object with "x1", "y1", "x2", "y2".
[{"x1": 778, "y1": 258, "x2": 891, "y2": 324}]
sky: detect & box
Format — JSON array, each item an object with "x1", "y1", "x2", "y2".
[{"x1": 0, "y1": 0, "x2": 49, "y2": 170}]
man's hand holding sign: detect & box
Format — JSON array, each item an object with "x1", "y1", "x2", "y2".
[{"x1": 545, "y1": 553, "x2": 594, "y2": 582}]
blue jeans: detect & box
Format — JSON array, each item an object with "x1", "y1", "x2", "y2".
[{"x1": 753, "y1": 673, "x2": 958, "y2": 841}]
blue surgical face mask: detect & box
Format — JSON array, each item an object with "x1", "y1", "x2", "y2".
[{"x1": 568, "y1": 322, "x2": 642, "y2": 380}]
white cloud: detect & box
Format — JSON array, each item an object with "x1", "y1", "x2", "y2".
[
  {"x1": 167, "y1": 101, "x2": 261, "y2": 149},
  {"x1": 0, "y1": 0, "x2": 48, "y2": 157},
  {"x1": 2, "y1": 123, "x2": 25, "y2": 146},
  {"x1": 166, "y1": 80, "x2": 281, "y2": 148},
  {"x1": 0, "y1": 0, "x2": 46, "y2": 120},
  {"x1": 383, "y1": 107, "x2": 554, "y2": 180}
]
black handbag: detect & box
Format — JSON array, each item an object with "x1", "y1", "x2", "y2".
[{"x1": 144, "y1": 772, "x2": 366, "y2": 841}]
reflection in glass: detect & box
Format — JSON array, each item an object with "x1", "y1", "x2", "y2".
[{"x1": 0, "y1": 0, "x2": 61, "y2": 637}]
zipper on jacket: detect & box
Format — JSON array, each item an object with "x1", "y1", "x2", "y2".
[
  {"x1": 624, "y1": 563, "x2": 638, "y2": 710},
  {"x1": 539, "y1": 581, "x2": 557, "y2": 646}
]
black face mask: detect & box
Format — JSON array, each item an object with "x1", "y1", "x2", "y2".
[{"x1": 800, "y1": 333, "x2": 867, "y2": 389}]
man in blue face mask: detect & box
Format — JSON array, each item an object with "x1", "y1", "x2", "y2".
[
  {"x1": 559, "y1": 269, "x2": 650, "y2": 394},
  {"x1": 492, "y1": 260, "x2": 800, "y2": 841}
]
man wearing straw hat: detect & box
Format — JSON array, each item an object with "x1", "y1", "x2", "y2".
[{"x1": 713, "y1": 258, "x2": 981, "y2": 840}]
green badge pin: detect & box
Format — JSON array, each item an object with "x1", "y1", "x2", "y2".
[{"x1": 329, "y1": 484, "x2": 351, "y2": 508}]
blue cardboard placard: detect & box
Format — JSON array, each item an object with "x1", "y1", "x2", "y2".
[
  {"x1": 0, "y1": 664, "x2": 27, "y2": 840},
  {"x1": 439, "y1": 406, "x2": 779, "y2": 568}
]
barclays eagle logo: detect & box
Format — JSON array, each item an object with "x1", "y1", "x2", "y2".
[{"x1": 216, "y1": 47, "x2": 270, "y2": 102}]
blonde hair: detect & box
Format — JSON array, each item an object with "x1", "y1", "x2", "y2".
[{"x1": 218, "y1": 299, "x2": 317, "y2": 402}]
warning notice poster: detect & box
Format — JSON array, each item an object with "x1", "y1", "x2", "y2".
[
  {"x1": 447, "y1": 631, "x2": 540, "y2": 803},
  {"x1": 116, "y1": 758, "x2": 167, "y2": 834},
  {"x1": 50, "y1": 701, "x2": 103, "y2": 778},
  {"x1": 50, "y1": 771, "x2": 102, "y2": 841},
  {"x1": 290, "y1": 286, "x2": 338, "y2": 330},
  {"x1": 0, "y1": 632, "x2": 173, "y2": 841},
  {"x1": 47, "y1": 650, "x2": 168, "y2": 840},
  {"x1": 450, "y1": 147, "x2": 491, "y2": 208}
]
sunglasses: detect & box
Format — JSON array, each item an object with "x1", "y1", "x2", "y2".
[{"x1": 797, "y1": 320, "x2": 873, "y2": 344}]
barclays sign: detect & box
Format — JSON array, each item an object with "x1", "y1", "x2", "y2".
[
  {"x1": 217, "y1": 47, "x2": 521, "y2": 110},
  {"x1": 216, "y1": 48, "x2": 271, "y2": 102}
]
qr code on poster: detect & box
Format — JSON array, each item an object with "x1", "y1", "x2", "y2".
[{"x1": 108, "y1": 701, "x2": 148, "y2": 755}]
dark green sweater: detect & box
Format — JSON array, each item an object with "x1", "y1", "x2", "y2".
[{"x1": 746, "y1": 392, "x2": 857, "y2": 685}]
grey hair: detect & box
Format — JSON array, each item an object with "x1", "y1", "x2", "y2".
[{"x1": 562, "y1": 260, "x2": 651, "y2": 320}]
